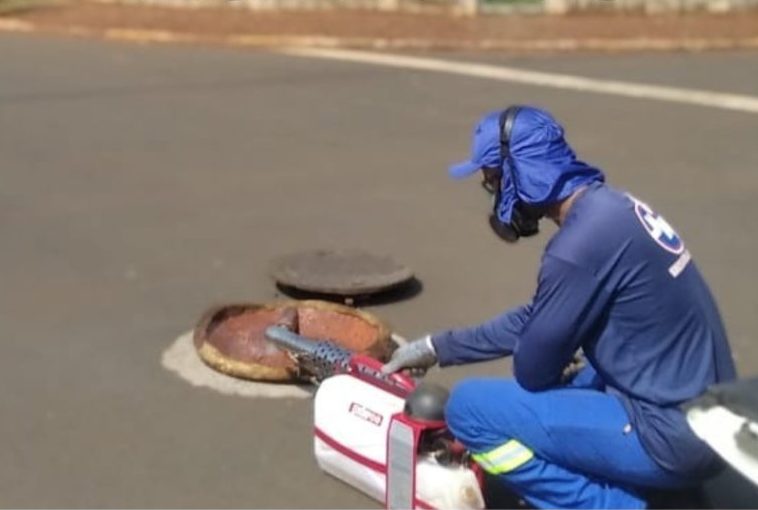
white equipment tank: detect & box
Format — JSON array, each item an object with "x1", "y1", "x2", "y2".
[{"x1": 313, "y1": 373, "x2": 484, "y2": 510}]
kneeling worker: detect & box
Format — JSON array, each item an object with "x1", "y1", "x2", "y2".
[{"x1": 382, "y1": 105, "x2": 737, "y2": 509}]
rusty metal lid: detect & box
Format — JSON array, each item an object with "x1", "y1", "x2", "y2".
[
  {"x1": 193, "y1": 300, "x2": 394, "y2": 383},
  {"x1": 269, "y1": 249, "x2": 414, "y2": 297}
]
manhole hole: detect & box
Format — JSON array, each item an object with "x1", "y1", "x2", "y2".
[
  {"x1": 162, "y1": 331, "x2": 313, "y2": 399},
  {"x1": 193, "y1": 300, "x2": 394, "y2": 383},
  {"x1": 161, "y1": 330, "x2": 407, "y2": 400}
]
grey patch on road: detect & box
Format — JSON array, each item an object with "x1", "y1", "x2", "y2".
[{"x1": 161, "y1": 330, "x2": 408, "y2": 399}]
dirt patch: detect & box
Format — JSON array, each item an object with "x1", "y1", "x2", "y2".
[{"x1": 5, "y1": 0, "x2": 758, "y2": 51}]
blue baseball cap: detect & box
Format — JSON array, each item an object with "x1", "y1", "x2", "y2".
[
  {"x1": 448, "y1": 111, "x2": 502, "y2": 180},
  {"x1": 449, "y1": 106, "x2": 605, "y2": 223}
]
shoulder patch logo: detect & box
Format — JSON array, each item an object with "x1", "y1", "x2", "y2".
[{"x1": 629, "y1": 195, "x2": 685, "y2": 255}]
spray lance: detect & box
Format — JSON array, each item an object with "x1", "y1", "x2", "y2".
[{"x1": 265, "y1": 325, "x2": 416, "y2": 394}]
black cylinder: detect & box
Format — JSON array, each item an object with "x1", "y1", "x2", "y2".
[{"x1": 404, "y1": 383, "x2": 449, "y2": 422}]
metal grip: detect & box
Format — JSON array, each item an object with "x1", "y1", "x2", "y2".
[
  {"x1": 265, "y1": 326, "x2": 352, "y2": 382},
  {"x1": 305, "y1": 341, "x2": 352, "y2": 381}
]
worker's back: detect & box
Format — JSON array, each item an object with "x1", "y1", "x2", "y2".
[{"x1": 547, "y1": 181, "x2": 737, "y2": 478}]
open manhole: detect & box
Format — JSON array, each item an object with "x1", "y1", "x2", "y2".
[
  {"x1": 193, "y1": 300, "x2": 395, "y2": 383},
  {"x1": 269, "y1": 249, "x2": 416, "y2": 304}
]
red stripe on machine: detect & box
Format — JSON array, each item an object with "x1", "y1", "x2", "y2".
[{"x1": 314, "y1": 427, "x2": 387, "y2": 474}]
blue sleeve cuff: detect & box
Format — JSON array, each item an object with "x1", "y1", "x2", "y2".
[{"x1": 430, "y1": 333, "x2": 453, "y2": 367}]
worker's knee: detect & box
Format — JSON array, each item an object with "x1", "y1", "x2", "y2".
[
  {"x1": 444, "y1": 378, "x2": 479, "y2": 438},
  {"x1": 444, "y1": 378, "x2": 529, "y2": 452},
  {"x1": 445, "y1": 378, "x2": 503, "y2": 449}
]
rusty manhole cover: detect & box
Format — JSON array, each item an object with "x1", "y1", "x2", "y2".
[
  {"x1": 193, "y1": 300, "x2": 394, "y2": 383},
  {"x1": 269, "y1": 249, "x2": 414, "y2": 298}
]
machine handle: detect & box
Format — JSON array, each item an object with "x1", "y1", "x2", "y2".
[{"x1": 349, "y1": 354, "x2": 417, "y2": 396}]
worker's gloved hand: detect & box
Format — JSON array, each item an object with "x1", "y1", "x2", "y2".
[{"x1": 381, "y1": 335, "x2": 437, "y2": 374}]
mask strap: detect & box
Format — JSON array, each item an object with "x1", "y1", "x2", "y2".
[
  {"x1": 499, "y1": 106, "x2": 521, "y2": 164},
  {"x1": 495, "y1": 106, "x2": 522, "y2": 220}
]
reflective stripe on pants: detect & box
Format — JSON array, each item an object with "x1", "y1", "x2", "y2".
[{"x1": 472, "y1": 439, "x2": 534, "y2": 475}]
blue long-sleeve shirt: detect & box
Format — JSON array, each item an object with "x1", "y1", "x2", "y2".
[{"x1": 432, "y1": 182, "x2": 736, "y2": 477}]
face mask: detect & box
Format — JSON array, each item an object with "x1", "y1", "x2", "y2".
[
  {"x1": 484, "y1": 173, "x2": 542, "y2": 243},
  {"x1": 488, "y1": 202, "x2": 542, "y2": 243}
]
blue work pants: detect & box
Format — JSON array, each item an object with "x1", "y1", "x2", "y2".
[{"x1": 445, "y1": 373, "x2": 688, "y2": 509}]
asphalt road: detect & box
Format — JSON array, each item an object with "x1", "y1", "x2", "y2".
[{"x1": 2, "y1": 33, "x2": 757, "y2": 508}]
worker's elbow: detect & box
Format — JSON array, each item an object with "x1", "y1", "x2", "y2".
[
  {"x1": 513, "y1": 357, "x2": 557, "y2": 392},
  {"x1": 514, "y1": 372, "x2": 551, "y2": 392}
]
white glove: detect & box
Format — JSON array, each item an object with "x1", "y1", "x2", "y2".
[{"x1": 381, "y1": 335, "x2": 437, "y2": 374}]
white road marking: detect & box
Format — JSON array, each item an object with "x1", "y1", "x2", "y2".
[{"x1": 281, "y1": 47, "x2": 758, "y2": 114}]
